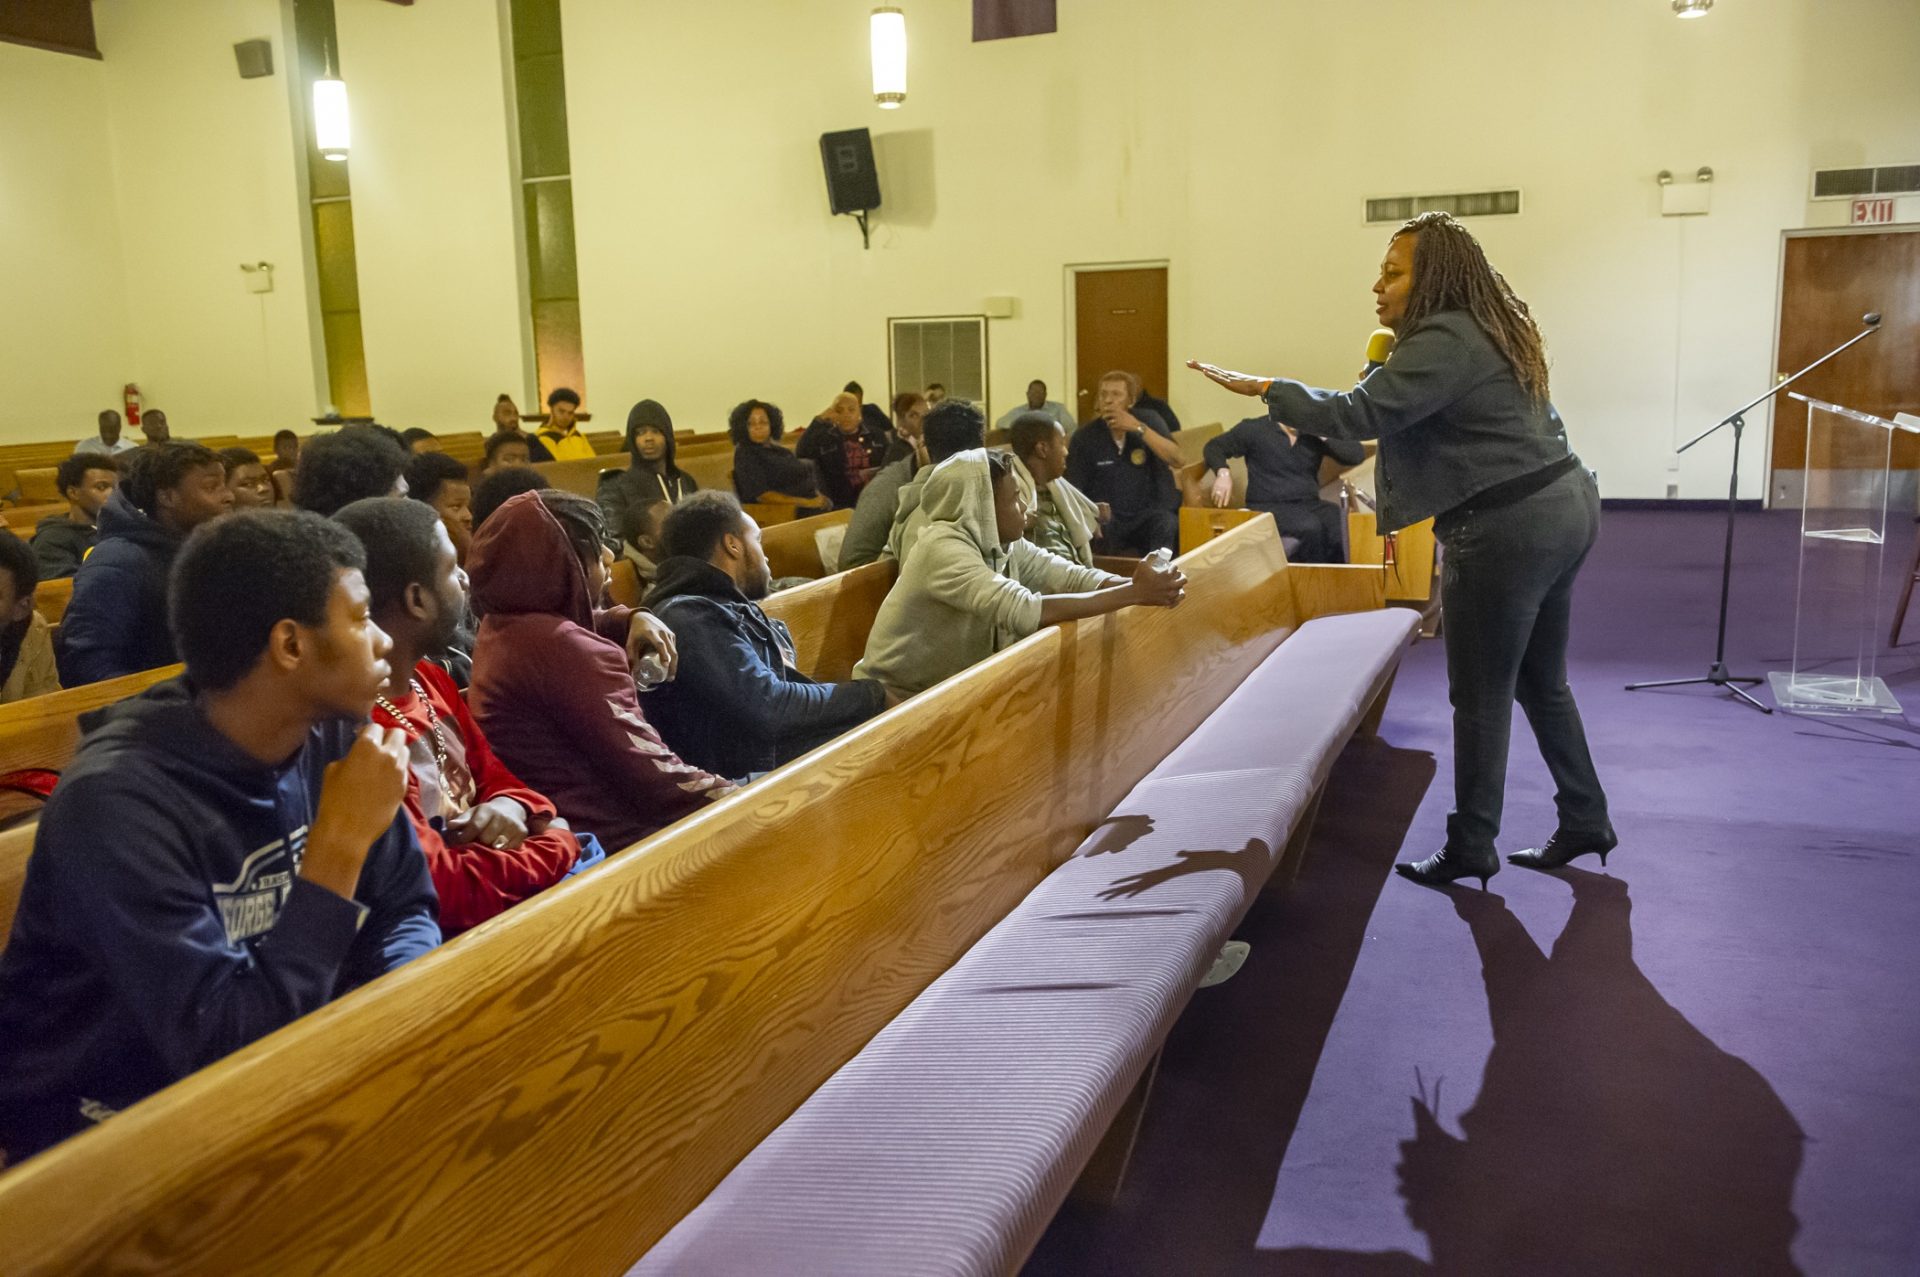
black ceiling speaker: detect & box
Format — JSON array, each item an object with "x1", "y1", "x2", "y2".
[{"x1": 820, "y1": 129, "x2": 882, "y2": 215}]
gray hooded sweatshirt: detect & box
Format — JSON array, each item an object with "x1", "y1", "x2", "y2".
[{"x1": 855, "y1": 450, "x2": 1118, "y2": 696}]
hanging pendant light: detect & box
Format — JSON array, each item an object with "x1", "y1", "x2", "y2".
[
  {"x1": 313, "y1": 39, "x2": 350, "y2": 161},
  {"x1": 1671, "y1": 0, "x2": 1712, "y2": 17},
  {"x1": 871, "y1": 7, "x2": 906, "y2": 109}
]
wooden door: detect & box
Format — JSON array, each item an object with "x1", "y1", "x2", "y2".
[
  {"x1": 1075, "y1": 267, "x2": 1168, "y2": 422},
  {"x1": 1773, "y1": 229, "x2": 1920, "y2": 480}
]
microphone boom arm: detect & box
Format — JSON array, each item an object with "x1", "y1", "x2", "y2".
[{"x1": 1679, "y1": 316, "x2": 1880, "y2": 454}]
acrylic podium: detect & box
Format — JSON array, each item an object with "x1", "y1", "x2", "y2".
[{"x1": 1769, "y1": 393, "x2": 1919, "y2": 715}]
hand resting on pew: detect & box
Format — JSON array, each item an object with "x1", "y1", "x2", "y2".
[{"x1": 1037, "y1": 557, "x2": 1186, "y2": 626}]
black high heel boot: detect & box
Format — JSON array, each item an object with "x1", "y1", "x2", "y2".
[
  {"x1": 1507, "y1": 828, "x2": 1618, "y2": 870},
  {"x1": 1395, "y1": 847, "x2": 1500, "y2": 889}
]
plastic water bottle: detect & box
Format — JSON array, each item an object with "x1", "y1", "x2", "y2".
[
  {"x1": 1145, "y1": 547, "x2": 1173, "y2": 570},
  {"x1": 634, "y1": 653, "x2": 670, "y2": 691}
]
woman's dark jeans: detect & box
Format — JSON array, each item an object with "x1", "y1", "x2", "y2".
[{"x1": 1435, "y1": 466, "x2": 1610, "y2": 855}]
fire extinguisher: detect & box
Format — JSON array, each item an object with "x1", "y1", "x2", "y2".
[{"x1": 123, "y1": 383, "x2": 143, "y2": 428}]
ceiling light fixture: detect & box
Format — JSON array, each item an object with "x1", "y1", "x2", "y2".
[
  {"x1": 1672, "y1": 0, "x2": 1713, "y2": 18},
  {"x1": 871, "y1": 7, "x2": 907, "y2": 109}
]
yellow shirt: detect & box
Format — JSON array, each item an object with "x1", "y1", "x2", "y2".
[{"x1": 538, "y1": 428, "x2": 596, "y2": 462}]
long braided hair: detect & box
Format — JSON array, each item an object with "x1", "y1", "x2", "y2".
[{"x1": 1396, "y1": 211, "x2": 1550, "y2": 403}]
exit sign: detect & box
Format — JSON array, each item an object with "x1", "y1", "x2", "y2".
[{"x1": 1851, "y1": 197, "x2": 1895, "y2": 225}]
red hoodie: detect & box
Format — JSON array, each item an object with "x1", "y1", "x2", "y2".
[
  {"x1": 372, "y1": 660, "x2": 580, "y2": 935},
  {"x1": 465, "y1": 492, "x2": 735, "y2": 852}
]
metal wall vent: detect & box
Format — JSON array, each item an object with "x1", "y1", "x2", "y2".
[
  {"x1": 1365, "y1": 189, "x2": 1521, "y2": 224},
  {"x1": 1811, "y1": 164, "x2": 1920, "y2": 200}
]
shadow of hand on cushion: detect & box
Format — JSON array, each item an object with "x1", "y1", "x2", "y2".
[
  {"x1": 1097, "y1": 839, "x2": 1273, "y2": 901},
  {"x1": 1079, "y1": 813, "x2": 1157, "y2": 858}
]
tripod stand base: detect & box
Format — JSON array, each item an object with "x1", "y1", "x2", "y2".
[{"x1": 1625, "y1": 662, "x2": 1773, "y2": 713}]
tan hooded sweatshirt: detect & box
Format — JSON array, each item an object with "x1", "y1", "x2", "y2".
[{"x1": 855, "y1": 450, "x2": 1118, "y2": 696}]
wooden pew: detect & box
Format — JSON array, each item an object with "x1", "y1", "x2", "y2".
[
  {"x1": 1348, "y1": 509, "x2": 1437, "y2": 605},
  {"x1": 15, "y1": 469, "x2": 62, "y2": 505},
  {"x1": 680, "y1": 448, "x2": 737, "y2": 494},
  {"x1": 533, "y1": 455, "x2": 621, "y2": 498},
  {"x1": 0, "y1": 519, "x2": 1388, "y2": 1273},
  {"x1": 760, "y1": 559, "x2": 894, "y2": 682},
  {"x1": 760, "y1": 508, "x2": 852, "y2": 580},
  {"x1": 3, "y1": 504, "x2": 65, "y2": 534},
  {"x1": 1178, "y1": 505, "x2": 1264, "y2": 556},
  {"x1": 434, "y1": 431, "x2": 486, "y2": 466},
  {"x1": 0, "y1": 665, "x2": 179, "y2": 781},
  {"x1": 31, "y1": 577, "x2": 73, "y2": 627}
]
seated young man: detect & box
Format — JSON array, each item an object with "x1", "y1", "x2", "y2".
[
  {"x1": 855, "y1": 450, "x2": 1187, "y2": 697},
  {"x1": 645, "y1": 492, "x2": 891, "y2": 778},
  {"x1": 795, "y1": 392, "x2": 886, "y2": 509},
  {"x1": 219, "y1": 447, "x2": 274, "y2": 511},
  {"x1": 470, "y1": 466, "x2": 552, "y2": 531},
  {"x1": 619, "y1": 495, "x2": 672, "y2": 585},
  {"x1": 293, "y1": 426, "x2": 410, "y2": 516},
  {"x1": 404, "y1": 450, "x2": 474, "y2": 564},
  {"x1": 32, "y1": 453, "x2": 119, "y2": 580},
  {"x1": 882, "y1": 399, "x2": 989, "y2": 564},
  {"x1": 335, "y1": 498, "x2": 592, "y2": 935},
  {"x1": 57, "y1": 442, "x2": 233, "y2": 686},
  {"x1": 466, "y1": 490, "x2": 734, "y2": 850},
  {"x1": 0, "y1": 532, "x2": 60, "y2": 703},
  {"x1": 1009, "y1": 411, "x2": 1105, "y2": 569},
  {"x1": 481, "y1": 429, "x2": 532, "y2": 476},
  {"x1": 530, "y1": 387, "x2": 594, "y2": 462},
  {"x1": 1202, "y1": 413, "x2": 1365, "y2": 564},
  {"x1": 0, "y1": 511, "x2": 439, "y2": 1162}
]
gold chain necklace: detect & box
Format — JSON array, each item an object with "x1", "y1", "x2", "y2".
[{"x1": 373, "y1": 677, "x2": 450, "y2": 785}]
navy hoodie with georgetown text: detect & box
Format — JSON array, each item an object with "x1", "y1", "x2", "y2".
[{"x1": 0, "y1": 677, "x2": 440, "y2": 1162}]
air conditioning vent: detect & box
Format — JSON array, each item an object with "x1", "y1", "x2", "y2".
[
  {"x1": 888, "y1": 315, "x2": 989, "y2": 410},
  {"x1": 1365, "y1": 189, "x2": 1521, "y2": 224},
  {"x1": 1811, "y1": 163, "x2": 1920, "y2": 200}
]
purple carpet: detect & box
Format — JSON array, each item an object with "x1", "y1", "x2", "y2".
[{"x1": 1024, "y1": 508, "x2": 1920, "y2": 1276}]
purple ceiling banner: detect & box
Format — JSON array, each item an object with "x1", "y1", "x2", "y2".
[{"x1": 973, "y1": 0, "x2": 1058, "y2": 42}]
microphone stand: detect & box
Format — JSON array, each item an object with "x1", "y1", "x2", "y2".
[
  {"x1": 1628, "y1": 309, "x2": 1881, "y2": 706},
  {"x1": 1626, "y1": 314, "x2": 1882, "y2": 713}
]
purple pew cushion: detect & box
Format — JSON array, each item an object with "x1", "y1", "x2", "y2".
[{"x1": 634, "y1": 607, "x2": 1417, "y2": 1277}]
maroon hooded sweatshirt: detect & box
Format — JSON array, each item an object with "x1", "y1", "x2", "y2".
[{"x1": 466, "y1": 491, "x2": 735, "y2": 851}]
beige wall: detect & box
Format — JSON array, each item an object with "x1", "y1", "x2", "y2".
[
  {"x1": 94, "y1": 0, "x2": 321, "y2": 441},
  {"x1": 0, "y1": 42, "x2": 132, "y2": 435},
  {"x1": 335, "y1": 0, "x2": 527, "y2": 434},
  {"x1": 2, "y1": 0, "x2": 1917, "y2": 497}
]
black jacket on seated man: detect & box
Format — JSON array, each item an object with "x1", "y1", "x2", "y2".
[
  {"x1": 57, "y1": 490, "x2": 183, "y2": 684},
  {"x1": 643, "y1": 557, "x2": 888, "y2": 779},
  {"x1": 1203, "y1": 415, "x2": 1366, "y2": 564}
]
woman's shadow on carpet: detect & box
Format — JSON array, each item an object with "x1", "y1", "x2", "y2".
[{"x1": 1272, "y1": 868, "x2": 1806, "y2": 1275}]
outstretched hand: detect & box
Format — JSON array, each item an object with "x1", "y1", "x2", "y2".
[{"x1": 1186, "y1": 359, "x2": 1271, "y2": 397}]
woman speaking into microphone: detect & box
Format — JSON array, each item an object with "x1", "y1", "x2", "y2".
[{"x1": 1189, "y1": 211, "x2": 1612, "y2": 888}]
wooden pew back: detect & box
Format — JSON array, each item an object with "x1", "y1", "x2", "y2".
[
  {"x1": 0, "y1": 665, "x2": 179, "y2": 779},
  {"x1": 679, "y1": 448, "x2": 738, "y2": 494},
  {"x1": 0, "y1": 520, "x2": 1340, "y2": 1276},
  {"x1": 760, "y1": 559, "x2": 893, "y2": 682},
  {"x1": 533, "y1": 455, "x2": 620, "y2": 498},
  {"x1": 31, "y1": 577, "x2": 73, "y2": 627},
  {"x1": 759, "y1": 508, "x2": 851, "y2": 580}
]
